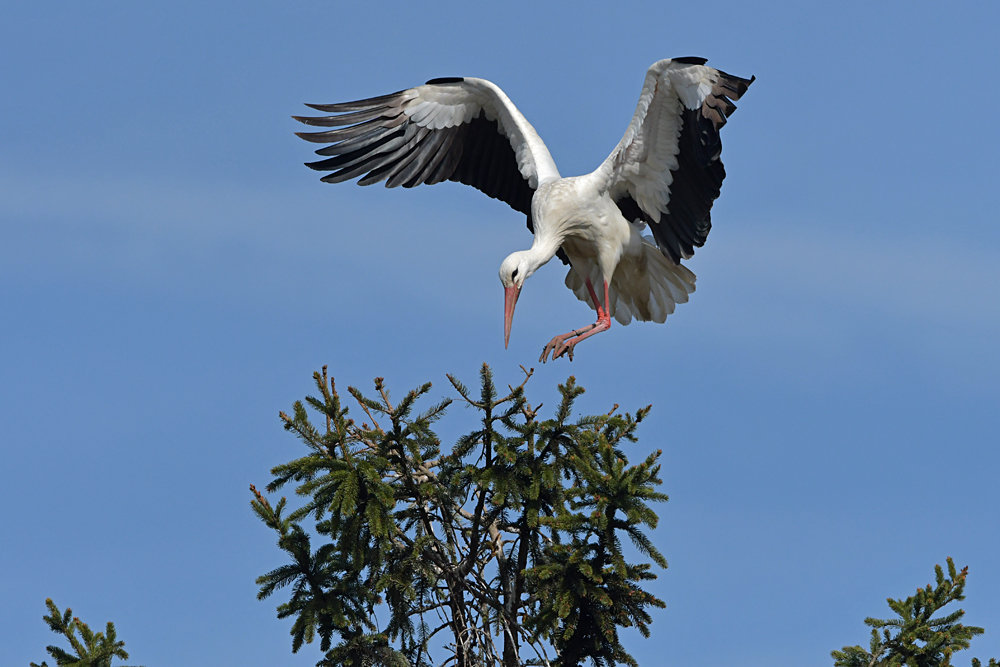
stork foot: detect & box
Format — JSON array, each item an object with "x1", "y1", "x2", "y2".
[
  {"x1": 538, "y1": 278, "x2": 612, "y2": 363},
  {"x1": 540, "y1": 325, "x2": 592, "y2": 363},
  {"x1": 540, "y1": 334, "x2": 576, "y2": 363},
  {"x1": 553, "y1": 339, "x2": 578, "y2": 362},
  {"x1": 538, "y1": 319, "x2": 610, "y2": 364}
]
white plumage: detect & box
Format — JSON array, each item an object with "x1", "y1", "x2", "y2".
[{"x1": 296, "y1": 58, "x2": 753, "y2": 361}]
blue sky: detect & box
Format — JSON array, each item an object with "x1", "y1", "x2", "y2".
[{"x1": 2, "y1": 1, "x2": 998, "y2": 665}]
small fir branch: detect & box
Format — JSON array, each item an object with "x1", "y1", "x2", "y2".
[
  {"x1": 832, "y1": 558, "x2": 995, "y2": 667},
  {"x1": 30, "y1": 598, "x2": 143, "y2": 667}
]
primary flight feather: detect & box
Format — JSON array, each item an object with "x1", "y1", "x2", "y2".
[{"x1": 296, "y1": 58, "x2": 753, "y2": 361}]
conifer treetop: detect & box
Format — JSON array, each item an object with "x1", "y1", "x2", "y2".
[
  {"x1": 251, "y1": 364, "x2": 669, "y2": 667},
  {"x1": 832, "y1": 558, "x2": 996, "y2": 667},
  {"x1": 30, "y1": 598, "x2": 142, "y2": 667}
]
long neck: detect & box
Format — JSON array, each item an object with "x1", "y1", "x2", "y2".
[{"x1": 525, "y1": 235, "x2": 563, "y2": 274}]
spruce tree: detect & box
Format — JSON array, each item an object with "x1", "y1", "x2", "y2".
[
  {"x1": 251, "y1": 364, "x2": 668, "y2": 667},
  {"x1": 832, "y1": 558, "x2": 996, "y2": 667},
  {"x1": 30, "y1": 598, "x2": 141, "y2": 667}
]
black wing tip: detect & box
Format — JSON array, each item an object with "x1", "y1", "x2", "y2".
[
  {"x1": 715, "y1": 71, "x2": 756, "y2": 98},
  {"x1": 295, "y1": 131, "x2": 331, "y2": 143},
  {"x1": 305, "y1": 160, "x2": 332, "y2": 172},
  {"x1": 673, "y1": 56, "x2": 708, "y2": 65},
  {"x1": 425, "y1": 77, "x2": 464, "y2": 85},
  {"x1": 725, "y1": 72, "x2": 756, "y2": 88},
  {"x1": 301, "y1": 91, "x2": 407, "y2": 113}
]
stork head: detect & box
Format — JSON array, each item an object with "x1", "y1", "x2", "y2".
[{"x1": 499, "y1": 251, "x2": 532, "y2": 349}]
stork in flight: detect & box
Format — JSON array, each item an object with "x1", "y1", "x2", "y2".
[{"x1": 296, "y1": 58, "x2": 753, "y2": 362}]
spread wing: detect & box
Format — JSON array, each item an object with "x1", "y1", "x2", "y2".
[
  {"x1": 594, "y1": 58, "x2": 753, "y2": 264},
  {"x1": 295, "y1": 77, "x2": 563, "y2": 252}
]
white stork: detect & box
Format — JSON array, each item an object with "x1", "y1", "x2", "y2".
[{"x1": 296, "y1": 58, "x2": 753, "y2": 362}]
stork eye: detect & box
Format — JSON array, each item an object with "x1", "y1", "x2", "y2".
[{"x1": 511, "y1": 268, "x2": 519, "y2": 280}]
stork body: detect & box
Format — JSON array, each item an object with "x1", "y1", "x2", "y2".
[{"x1": 296, "y1": 59, "x2": 752, "y2": 361}]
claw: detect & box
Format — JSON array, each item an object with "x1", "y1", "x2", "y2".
[
  {"x1": 552, "y1": 340, "x2": 575, "y2": 361},
  {"x1": 540, "y1": 332, "x2": 576, "y2": 363}
]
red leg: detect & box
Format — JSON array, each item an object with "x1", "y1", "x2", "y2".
[{"x1": 540, "y1": 279, "x2": 612, "y2": 363}]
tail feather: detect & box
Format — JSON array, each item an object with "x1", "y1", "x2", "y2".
[{"x1": 564, "y1": 238, "x2": 695, "y2": 325}]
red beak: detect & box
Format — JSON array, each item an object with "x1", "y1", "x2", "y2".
[{"x1": 504, "y1": 285, "x2": 521, "y2": 349}]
